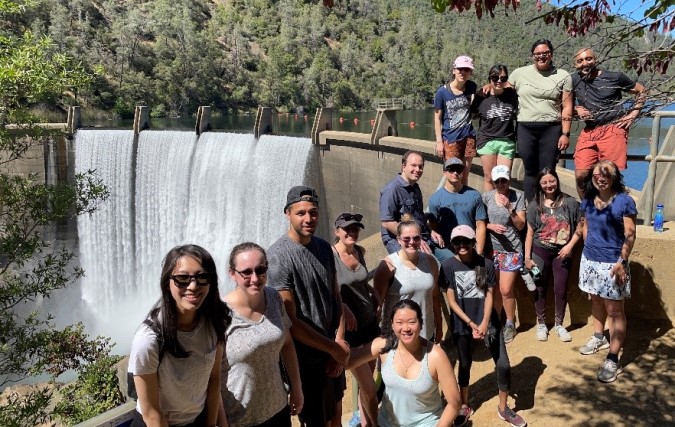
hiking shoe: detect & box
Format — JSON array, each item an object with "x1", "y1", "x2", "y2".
[
  {"x1": 597, "y1": 359, "x2": 623, "y2": 383},
  {"x1": 503, "y1": 325, "x2": 517, "y2": 344},
  {"x1": 535, "y1": 323, "x2": 548, "y2": 341},
  {"x1": 498, "y1": 405, "x2": 527, "y2": 427},
  {"x1": 453, "y1": 405, "x2": 474, "y2": 427},
  {"x1": 579, "y1": 335, "x2": 609, "y2": 355},
  {"x1": 553, "y1": 325, "x2": 572, "y2": 342}
]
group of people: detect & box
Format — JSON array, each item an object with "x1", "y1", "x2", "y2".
[{"x1": 125, "y1": 38, "x2": 643, "y2": 427}]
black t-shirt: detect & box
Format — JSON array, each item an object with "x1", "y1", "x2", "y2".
[
  {"x1": 471, "y1": 87, "x2": 518, "y2": 149},
  {"x1": 439, "y1": 254, "x2": 500, "y2": 335},
  {"x1": 572, "y1": 70, "x2": 637, "y2": 127}
]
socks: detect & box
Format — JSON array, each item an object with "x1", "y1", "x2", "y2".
[
  {"x1": 506, "y1": 320, "x2": 515, "y2": 328},
  {"x1": 594, "y1": 332, "x2": 604, "y2": 340},
  {"x1": 607, "y1": 352, "x2": 619, "y2": 363}
]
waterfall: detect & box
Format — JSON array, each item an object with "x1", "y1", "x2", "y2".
[{"x1": 75, "y1": 130, "x2": 313, "y2": 352}]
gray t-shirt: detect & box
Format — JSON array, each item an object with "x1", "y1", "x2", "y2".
[
  {"x1": 482, "y1": 189, "x2": 526, "y2": 253},
  {"x1": 128, "y1": 318, "x2": 218, "y2": 426},
  {"x1": 526, "y1": 195, "x2": 581, "y2": 251},
  {"x1": 267, "y1": 234, "x2": 339, "y2": 361},
  {"x1": 222, "y1": 287, "x2": 292, "y2": 427}
]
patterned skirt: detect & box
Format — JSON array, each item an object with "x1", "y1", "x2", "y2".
[{"x1": 579, "y1": 254, "x2": 631, "y2": 300}]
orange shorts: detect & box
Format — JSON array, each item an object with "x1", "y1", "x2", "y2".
[
  {"x1": 573, "y1": 124, "x2": 628, "y2": 170},
  {"x1": 443, "y1": 136, "x2": 477, "y2": 161}
]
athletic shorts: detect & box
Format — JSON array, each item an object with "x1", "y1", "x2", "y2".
[
  {"x1": 573, "y1": 124, "x2": 628, "y2": 170},
  {"x1": 477, "y1": 138, "x2": 516, "y2": 159},
  {"x1": 298, "y1": 357, "x2": 346, "y2": 426},
  {"x1": 443, "y1": 136, "x2": 477, "y2": 161},
  {"x1": 492, "y1": 250, "x2": 523, "y2": 272}
]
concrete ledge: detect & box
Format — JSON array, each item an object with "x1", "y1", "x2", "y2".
[
  {"x1": 72, "y1": 401, "x2": 135, "y2": 427},
  {"x1": 319, "y1": 130, "x2": 371, "y2": 145},
  {"x1": 378, "y1": 136, "x2": 435, "y2": 156}
]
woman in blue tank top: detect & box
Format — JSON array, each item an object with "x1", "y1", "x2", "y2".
[{"x1": 348, "y1": 299, "x2": 461, "y2": 427}]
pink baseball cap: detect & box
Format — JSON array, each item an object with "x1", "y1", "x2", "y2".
[
  {"x1": 451, "y1": 225, "x2": 476, "y2": 241},
  {"x1": 453, "y1": 56, "x2": 474, "y2": 70}
]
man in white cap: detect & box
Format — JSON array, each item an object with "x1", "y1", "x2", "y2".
[
  {"x1": 433, "y1": 55, "x2": 478, "y2": 185},
  {"x1": 428, "y1": 157, "x2": 487, "y2": 262}
]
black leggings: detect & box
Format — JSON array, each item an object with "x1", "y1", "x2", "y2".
[
  {"x1": 517, "y1": 122, "x2": 562, "y2": 201},
  {"x1": 454, "y1": 330, "x2": 511, "y2": 392}
]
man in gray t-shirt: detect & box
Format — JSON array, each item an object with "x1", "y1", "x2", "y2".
[{"x1": 267, "y1": 185, "x2": 349, "y2": 427}]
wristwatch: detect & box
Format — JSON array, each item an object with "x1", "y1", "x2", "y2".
[
  {"x1": 562, "y1": 132, "x2": 571, "y2": 137},
  {"x1": 617, "y1": 257, "x2": 628, "y2": 266}
]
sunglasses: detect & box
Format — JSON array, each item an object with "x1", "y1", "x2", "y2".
[
  {"x1": 494, "y1": 178, "x2": 509, "y2": 184},
  {"x1": 445, "y1": 166, "x2": 464, "y2": 174},
  {"x1": 171, "y1": 273, "x2": 211, "y2": 288},
  {"x1": 399, "y1": 236, "x2": 422, "y2": 244},
  {"x1": 340, "y1": 213, "x2": 363, "y2": 222},
  {"x1": 456, "y1": 67, "x2": 472, "y2": 72},
  {"x1": 592, "y1": 173, "x2": 612, "y2": 180},
  {"x1": 490, "y1": 76, "x2": 508, "y2": 83},
  {"x1": 451, "y1": 238, "x2": 474, "y2": 247},
  {"x1": 533, "y1": 51, "x2": 551, "y2": 58},
  {"x1": 234, "y1": 266, "x2": 268, "y2": 280}
]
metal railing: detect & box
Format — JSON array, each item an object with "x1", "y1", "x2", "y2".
[
  {"x1": 643, "y1": 111, "x2": 675, "y2": 223},
  {"x1": 375, "y1": 98, "x2": 404, "y2": 110}
]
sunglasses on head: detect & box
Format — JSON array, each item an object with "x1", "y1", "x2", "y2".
[
  {"x1": 399, "y1": 235, "x2": 422, "y2": 244},
  {"x1": 451, "y1": 238, "x2": 474, "y2": 247},
  {"x1": 171, "y1": 273, "x2": 211, "y2": 288},
  {"x1": 490, "y1": 76, "x2": 508, "y2": 83},
  {"x1": 341, "y1": 213, "x2": 363, "y2": 222},
  {"x1": 445, "y1": 166, "x2": 464, "y2": 174}
]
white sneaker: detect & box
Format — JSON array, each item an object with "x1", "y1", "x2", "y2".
[
  {"x1": 580, "y1": 335, "x2": 610, "y2": 355},
  {"x1": 553, "y1": 325, "x2": 572, "y2": 342},
  {"x1": 535, "y1": 323, "x2": 548, "y2": 341}
]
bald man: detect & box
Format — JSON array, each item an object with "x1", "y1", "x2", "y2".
[{"x1": 571, "y1": 48, "x2": 647, "y2": 196}]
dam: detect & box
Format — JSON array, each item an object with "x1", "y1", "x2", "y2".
[{"x1": 2, "y1": 105, "x2": 674, "y2": 426}]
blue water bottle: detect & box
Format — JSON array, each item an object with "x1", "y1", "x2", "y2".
[{"x1": 654, "y1": 204, "x2": 664, "y2": 233}]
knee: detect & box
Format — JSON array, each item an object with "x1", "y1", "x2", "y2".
[{"x1": 606, "y1": 306, "x2": 625, "y2": 320}]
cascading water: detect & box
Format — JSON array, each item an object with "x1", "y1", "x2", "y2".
[{"x1": 75, "y1": 130, "x2": 313, "y2": 353}]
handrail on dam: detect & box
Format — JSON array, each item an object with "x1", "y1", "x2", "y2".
[{"x1": 375, "y1": 98, "x2": 404, "y2": 110}]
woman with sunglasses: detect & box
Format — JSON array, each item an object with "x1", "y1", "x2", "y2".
[
  {"x1": 508, "y1": 39, "x2": 573, "y2": 201},
  {"x1": 374, "y1": 214, "x2": 442, "y2": 344},
  {"x1": 440, "y1": 225, "x2": 526, "y2": 427},
  {"x1": 332, "y1": 212, "x2": 379, "y2": 427},
  {"x1": 129, "y1": 244, "x2": 230, "y2": 427},
  {"x1": 481, "y1": 165, "x2": 526, "y2": 344},
  {"x1": 347, "y1": 299, "x2": 461, "y2": 427},
  {"x1": 524, "y1": 168, "x2": 582, "y2": 343},
  {"x1": 219, "y1": 242, "x2": 303, "y2": 427},
  {"x1": 578, "y1": 160, "x2": 636, "y2": 383},
  {"x1": 434, "y1": 55, "x2": 478, "y2": 185},
  {"x1": 471, "y1": 65, "x2": 518, "y2": 192}
]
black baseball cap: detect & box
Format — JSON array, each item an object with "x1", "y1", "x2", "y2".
[{"x1": 284, "y1": 186, "x2": 319, "y2": 213}]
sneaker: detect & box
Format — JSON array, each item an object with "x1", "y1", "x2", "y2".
[
  {"x1": 503, "y1": 325, "x2": 517, "y2": 344},
  {"x1": 453, "y1": 405, "x2": 474, "y2": 427},
  {"x1": 498, "y1": 405, "x2": 527, "y2": 427},
  {"x1": 535, "y1": 323, "x2": 548, "y2": 341},
  {"x1": 597, "y1": 359, "x2": 623, "y2": 383},
  {"x1": 348, "y1": 410, "x2": 361, "y2": 427},
  {"x1": 553, "y1": 325, "x2": 572, "y2": 342},
  {"x1": 579, "y1": 335, "x2": 610, "y2": 355}
]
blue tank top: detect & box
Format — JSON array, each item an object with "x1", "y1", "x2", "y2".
[{"x1": 378, "y1": 341, "x2": 442, "y2": 427}]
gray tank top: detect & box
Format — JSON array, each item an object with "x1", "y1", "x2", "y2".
[
  {"x1": 381, "y1": 252, "x2": 437, "y2": 339},
  {"x1": 378, "y1": 341, "x2": 442, "y2": 427},
  {"x1": 333, "y1": 247, "x2": 376, "y2": 328}
]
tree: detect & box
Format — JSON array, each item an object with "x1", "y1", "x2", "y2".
[{"x1": 0, "y1": 2, "x2": 118, "y2": 425}]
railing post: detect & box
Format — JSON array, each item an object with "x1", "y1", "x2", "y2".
[{"x1": 643, "y1": 114, "x2": 662, "y2": 224}]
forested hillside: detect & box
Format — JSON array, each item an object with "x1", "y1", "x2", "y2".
[{"x1": 18, "y1": 0, "x2": 666, "y2": 117}]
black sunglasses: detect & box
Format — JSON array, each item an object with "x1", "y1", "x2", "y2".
[
  {"x1": 445, "y1": 166, "x2": 464, "y2": 174},
  {"x1": 340, "y1": 213, "x2": 363, "y2": 222},
  {"x1": 451, "y1": 238, "x2": 474, "y2": 247},
  {"x1": 171, "y1": 273, "x2": 211, "y2": 288},
  {"x1": 234, "y1": 266, "x2": 268, "y2": 280},
  {"x1": 494, "y1": 178, "x2": 509, "y2": 184},
  {"x1": 490, "y1": 76, "x2": 508, "y2": 83}
]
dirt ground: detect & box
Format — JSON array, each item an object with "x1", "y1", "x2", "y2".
[{"x1": 293, "y1": 317, "x2": 674, "y2": 427}]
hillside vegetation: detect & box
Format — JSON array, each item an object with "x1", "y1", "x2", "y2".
[{"x1": 19, "y1": 0, "x2": 664, "y2": 117}]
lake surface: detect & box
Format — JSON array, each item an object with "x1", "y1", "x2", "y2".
[{"x1": 86, "y1": 105, "x2": 675, "y2": 190}]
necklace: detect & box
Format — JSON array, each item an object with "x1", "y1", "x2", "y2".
[{"x1": 397, "y1": 348, "x2": 418, "y2": 373}]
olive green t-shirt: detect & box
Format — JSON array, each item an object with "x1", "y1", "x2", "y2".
[{"x1": 509, "y1": 64, "x2": 572, "y2": 122}]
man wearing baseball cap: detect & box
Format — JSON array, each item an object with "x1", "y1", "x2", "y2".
[
  {"x1": 267, "y1": 185, "x2": 349, "y2": 427},
  {"x1": 428, "y1": 157, "x2": 487, "y2": 262},
  {"x1": 439, "y1": 224, "x2": 527, "y2": 427},
  {"x1": 433, "y1": 55, "x2": 478, "y2": 186}
]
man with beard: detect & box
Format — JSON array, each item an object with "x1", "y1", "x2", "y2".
[
  {"x1": 571, "y1": 47, "x2": 647, "y2": 197},
  {"x1": 267, "y1": 186, "x2": 349, "y2": 427}
]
